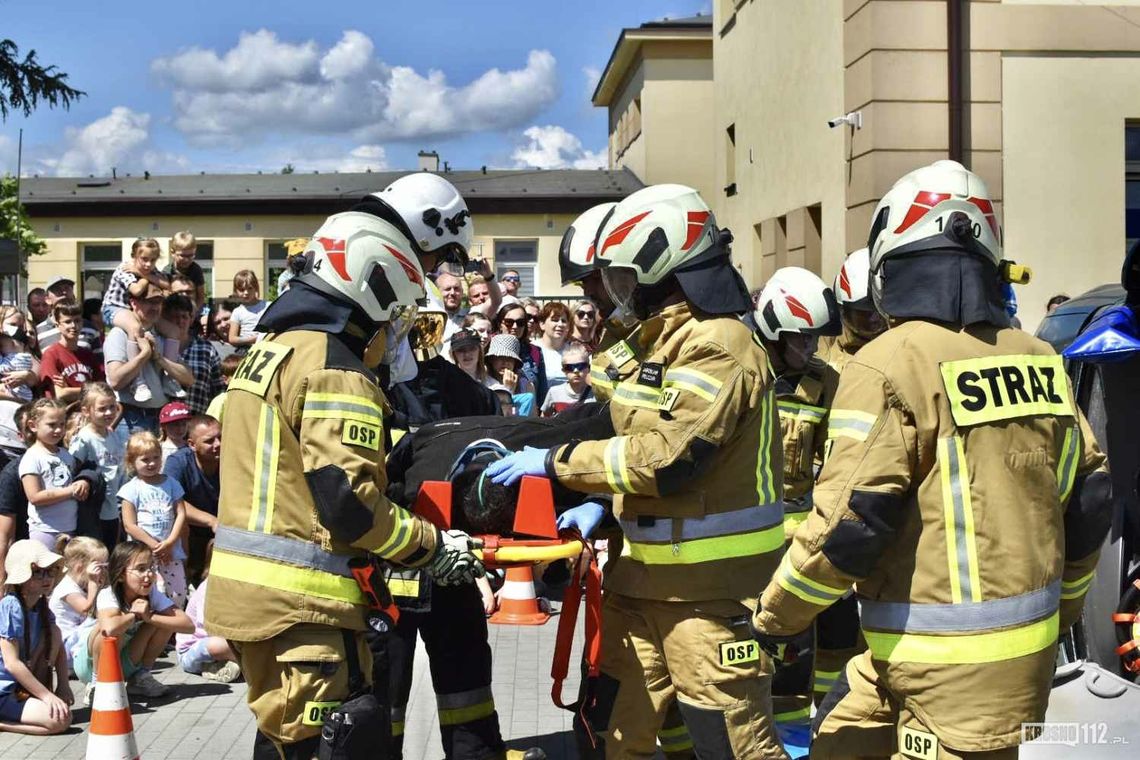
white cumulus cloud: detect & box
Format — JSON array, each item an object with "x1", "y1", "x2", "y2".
[
  {"x1": 152, "y1": 30, "x2": 559, "y2": 146},
  {"x1": 583, "y1": 66, "x2": 602, "y2": 99},
  {"x1": 278, "y1": 143, "x2": 389, "y2": 173},
  {"x1": 29, "y1": 107, "x2": 188, "y2": 177},
  {"x1": 512, "y1": 125, "x2": 606, "y2": 170}
]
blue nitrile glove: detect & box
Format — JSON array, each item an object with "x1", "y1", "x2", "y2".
[
  {"x1": 485, "y1": 446, "x2": 548, "y2": 486},
  {"x1": 556, "y1": 501, "x2": 607, "y2": 539}
]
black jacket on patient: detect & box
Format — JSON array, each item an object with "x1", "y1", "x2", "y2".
[{"x1": 386, "y1": 402, "x2": 614, "y2": 535}]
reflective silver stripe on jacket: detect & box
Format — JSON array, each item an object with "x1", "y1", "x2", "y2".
[
  {"x1": 620, "y1": 502, "x2": 785, "y2": 543},
  {"x1": 214, "y1": 525, "x2": 355, "y2": 578},
  {"x1": 859, "y1": 580, "x2": 1061, "y2": 634}
]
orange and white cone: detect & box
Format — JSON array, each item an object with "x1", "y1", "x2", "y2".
[
  {"x1": 490, "y1": 565, "x2": 550, "y2": 626},
  {"x1": 86, "y1": 635, "x2": 140, "y2": 760}
]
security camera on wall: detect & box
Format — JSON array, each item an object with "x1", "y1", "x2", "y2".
[{"x1": 828, "y1": 111, "x2": 863, "y2": 130}]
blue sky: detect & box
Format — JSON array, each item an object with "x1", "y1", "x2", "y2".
[{"x1": 0, "y1": 0, "x2": 708, "y2": 177}]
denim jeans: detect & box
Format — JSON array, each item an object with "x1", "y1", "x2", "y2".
[{"x1": 117, "y1": 404, "x2": 159, "y2": 436}]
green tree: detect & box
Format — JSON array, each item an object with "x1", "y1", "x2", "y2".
[
  {"x1": 0, "y1": 39, "x2": 84, "y2": 120},
  {"x1": 1, "y1": 174, "x2": 45, "y2": 258},
  {"x1": 281, "y1": 163, "x2": 295, "y2": 174}
]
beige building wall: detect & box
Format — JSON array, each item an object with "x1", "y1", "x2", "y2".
[
  {"x1": 26, "y1": 212, "x2": 580, "y2": 300},
  {"x1": 713, "y1": 0, "x2": 848, "y2": 288}
]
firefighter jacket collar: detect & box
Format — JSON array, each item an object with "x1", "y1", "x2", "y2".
[
  {"x1": 257, "y1": 279, "x2": 375, "y2": 356},
  {"x1": 673, "y1": 253, "x2": 754, "y2": 317}
]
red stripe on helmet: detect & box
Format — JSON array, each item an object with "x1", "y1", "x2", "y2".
[
  {"x1": 893, "y1": 191, "x2": 952, "y2": 235},
  {"x1": 585, "y1": 242, "x2": 596, "y2": 263},
  {"x1": 783, "y1": 292, "x2": 814, "y2": 326},
  {"x1": 317, "y1": 237, "x2": 350, "y2": 280},
  {"x1": 384, "y1": 245, "x2": 424, "y2": 286},
  {"x1": 682, "y1": 211, "x2": 711, "y2": 251},
  {"x1": 967, "y1": 196, "x2": 999, "y2": 237},
  {"x1": 599, "y1": 211, "x2": 651, "y2": 257},
  {"x1": 838, "y1": 267, "x2": 852, "y2": 299}
]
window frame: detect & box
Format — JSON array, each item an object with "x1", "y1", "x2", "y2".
[{"x1": 493, "y1": 238, "x2": 539, "y2": 297}]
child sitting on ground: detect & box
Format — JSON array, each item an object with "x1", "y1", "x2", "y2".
[
  {"x1": 118, "y1": 432, "x2": 188, "y2": 608},
  {"x1": 175, "y1": 575, "x2": 239, "y2": 682},
  {"x1": 47, "y1": 535, "x2": 107, "y2": 672},
  {"x1": 0, "y1": 540, "x2": 71, "y2": 734}
]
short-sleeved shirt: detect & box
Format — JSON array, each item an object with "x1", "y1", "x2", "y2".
[
  {"x1": 0, "y1": 594, "x2": 42, "y2": 694},
  {"x1": 103, "y1": 327, "x2": 173, "y2": 409},
  {"x1": 163, "y1": 446, "x2": 219, "y2": 517},
  {"x1": 77, "y1": 585, "x2": 174, "y2": 642},
  {"x1": 163, "y1": 260, "x2": 205, "y2": 289},
  {"x1": 232, "y1": 301, "x2": 268, "y2": 341},
  {"x1": 35, "y1": 317, "x2": 61, "y2": 351},
  {"x1": 0, "y1": 459, "x2": 28, "y2": 541},
  {"x1": 19, "y1": 445, "x2": 78, "y2": 535},
  {"x1": 48, "y1": 575, "x2": 90, "y2": 649},
  {"x1": 39, "y1": 342, "x2": 102, "y2": 398},
  {"x1": 70, "y1": 427, "x2": 128, "y2": 521},
  {"x1": 0, "y1": 352, "x2": 35, "y2": 402},
  {"x1": 541, "y1": 383, "x2": 596, "y2": 416},
  {"x1": 117, "y1": 475, "x2": 186, "y2": 559}
]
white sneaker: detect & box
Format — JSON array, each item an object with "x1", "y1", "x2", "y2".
[
  {"x1": 161, "y1": 372, "x2": 187, "y2": 399},
  {"x1": 131, "y1": 377, "x2": 153, "y2": 403},
  {"x1": 127, "y1": 668, "x2": 169, "y2": 698},
  {"x1": 200, "y1": 660, "x2": 242, "y2": 683}
]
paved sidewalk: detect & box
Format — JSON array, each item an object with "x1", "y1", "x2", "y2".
[{"x1": 0, "y1": 601, "x2": 582, "y2": 760}]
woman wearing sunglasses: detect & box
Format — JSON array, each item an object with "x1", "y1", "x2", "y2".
[
  {"x1": 494, "y1": 303, "x2": 548, "y2": 405},
  {"x1": 569, "y1": 299, "x2": 601, "y2": 352}
]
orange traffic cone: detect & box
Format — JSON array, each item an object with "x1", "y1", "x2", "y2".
[
  {"x1": 86, "y1": 636, "x2": 140, "y2": 760},
  {"x1": 490, "y1": 565, "x2": 551, "y2": 626}
]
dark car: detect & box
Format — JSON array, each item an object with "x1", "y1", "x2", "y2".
[{"x1": 1035, "y1": 283, "x2": 1126, "y2": 352}]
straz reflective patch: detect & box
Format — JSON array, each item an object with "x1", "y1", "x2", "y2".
[
  {"x1": 302, "y1": 700, "x2": 341, "y2": 726},
  {"x1": 605, "y1": 340, "x2": 636, "y2": 368},
  {"x1": 659, "y1": 387, "x2": 681, "y2": 413},
  {"x1": 940, "y1": 354, "x2": 1072, "y2": 427},
  {"x1": 342, "y1": 420, "x2": 381, "y2": 451},
  {"x1": 718, "y1": 639, "x2": 760, "y2": 666},
  {"x1": 230, "y1": 341, "x2": 293, "y2": 398},
  {"x1": 899, "y1": 725, "x2": 939, "y2": 760}
]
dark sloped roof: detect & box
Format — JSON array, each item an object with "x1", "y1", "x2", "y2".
[
  {"x1": 640, "y1": 14, "x2": 712, "y2": 29},
  {"x1": 21, "y1": 168, "x2": 644, "y2": 217}
]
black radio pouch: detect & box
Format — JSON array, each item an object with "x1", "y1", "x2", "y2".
[{"x1": 318, "y1": 630, "x2": 388, "y2": 760}]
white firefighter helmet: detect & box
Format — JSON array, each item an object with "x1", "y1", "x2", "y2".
[
  {"x1": 867, "y1": 160, "x2": 1001, "y2": 305},
  {"x1": 371, "y1": 173, "x2": 473, "y2": 258},
  {"x1": 304, "y1": 211, "x2": 426, "y2": 324},
  {"x1": 753, "y1": 267, "x2": 840, "y2": 341},
  {"x1": 594, "y1": 184, "x2": 718, "y2": 310},
  {"x1": 559, "y1": 202, "x2": 617, "y2": 286},
  {"x1": 834, "y1": 248, "x2": 872, "y2": 309}
]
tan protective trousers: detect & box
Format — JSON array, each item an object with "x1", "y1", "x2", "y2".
[
  {"x1": 812, "y1": 651, "x2": 1018, "y2": 760},
  {"x1": 587, "y1": 592, "x2": 789, "y2": 759}
]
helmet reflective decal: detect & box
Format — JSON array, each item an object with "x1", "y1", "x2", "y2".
[
  {"x1": 967, "y1": 197, "x2": 999, "y2": 237},
  {"x1": 599, "y1": 211, "x2": 651, "y2": 258},
  {"x1": 893, "y1": 191, "x2": 952, "y2": 235},
  {"x1": 316, "y1": 237, "x2": 351, "y2": 281},
  {"x1": 585, "y1": 241, "x2": 596, "y2": 263},
  {"x1": 838, "y1": 267, "x2": 853, "y2": 299},
  {"x1": 384, "y1": 244, "x2": 424, "y2": 287},
  {"x1": 782, "y1": 291, "x2": 814, "y2": 326},
  {"x1": 683, "y1": 211, "x2": 711, "y2": 250}
]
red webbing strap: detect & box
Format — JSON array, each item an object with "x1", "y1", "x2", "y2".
[{"x1": 551, "y1": 545, "x2": 602, "y2": 710}]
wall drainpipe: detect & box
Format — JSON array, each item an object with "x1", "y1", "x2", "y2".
[{"x1": 948, "y1": 0, "x2": 967, "y2": 166}]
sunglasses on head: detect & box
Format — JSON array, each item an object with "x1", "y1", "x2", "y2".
[
  {"x1": 562, "y1": 361, "x2": 589, "y2": 373},
  {"x1": 576, "y1": 310, "x2": 596, "y2": 319}
]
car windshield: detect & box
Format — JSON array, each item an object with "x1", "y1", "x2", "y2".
[{"x1": 1036, "y1": 311, "x2": 1092, "y2": 352}]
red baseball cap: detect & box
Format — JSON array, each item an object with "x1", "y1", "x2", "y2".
[{"x1": 159, "y1": 401, "x2": 192, "y2": 425}]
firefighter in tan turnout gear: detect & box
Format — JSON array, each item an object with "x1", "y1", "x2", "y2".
[
  {"x1": 205, "y1": 210, "x2": 484, "y2": 760},
  {"x1": 752, "y1": 268, "x2": 840, "y2": 734},
  {"x1": 751, "y1": 160, "x2": 1114, "y2": 759},
  {"x1": 489, "y1": 184, "x2": 790, "y2": 759}
]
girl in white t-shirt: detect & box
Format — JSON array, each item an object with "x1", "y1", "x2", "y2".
[
  {"x1": 226, "y1": 269, "x2": 268, "y2": 351},
  {"x1": 47, "y1": 535, "x2": 108, "y2": 668},
  {"x1": 18, "y1": 399, "x2": 88, "y2": 550}
]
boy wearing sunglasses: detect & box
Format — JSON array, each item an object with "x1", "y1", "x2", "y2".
[{"x1": 539, "y1": 344, "x2": 594, "y2": 416}]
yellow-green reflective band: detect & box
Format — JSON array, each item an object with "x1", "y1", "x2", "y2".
[
  {"x1": 657, "y1": 724, "x2": 690, "y2": 741},
  {"x1": 210, "y1": 550, "x2": 365, "y2": 605},
  {"x1": 813, "y1": 669, "x2": 841, "y2": 693},
  {"x1": 436, "y1": 687, "x2": 495, "y2": 726},
  {"x1": 939, "y1": 354, "x2": 1073, "y2": 427},
  {"x1": 778, "y1": 400, "x2": 827, "y2": 423},
  {"x1": 247, "y1": 403, "x2": 280, "y2": 534},
  {"x1": 589, "y1": 369, "x2": 614, "y2": 390},
  {"x1": 755, "y1": 390, "x2": 778, "y2": 505},
  {"x1": 865, "y1": 611, "x2": 1059, "y2": 665},
  {"x1": 612, "y1": 381, "x2": 661, "y2": 410},
  {"x1": 391, "y1": 721, "x2": 405, "y2": 737},
  {"x1": 302, "y1": 392, "x2": 383, "y2": 426},
  {"x1": 828, "y1": 409, "x2": 877, "y2": 442},
  {"x1": 938, "y1": 436, "x2": 981, "y2": 604},
  {"x1": 774, "y1": 706, "x2": 811, "y2": 723},
  {"x1": 625, "y1": 525, "x2": 784, "y2": 565},
  {"x1": 665, "y1": 367, "x2": 723, "y2": 402},
  {"x1": 604, "y1": 437, "x2": 634, "y2": 494},
  {"x1": 387, "y1": 578, "x2": 420, "y2": 597},
  {"x1": 783, "y1": 511, "x2": 809, "y2": 539},
  {"x1": 1061, "y1": 570, "x2": 1095, "y2": 600},
  {"x1": 1056, "y1": 426, "x2": 1080, "y2": 504},
  {"x1": 776, "y1": 554, "x2": 848, "y2": 606},
  {"x1": 373, "y1": 507, "x2": 417, "y2": 559}
]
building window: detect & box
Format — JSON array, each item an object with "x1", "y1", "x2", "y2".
[
  {"x1": 81, "y1": 244, "x2": 123, "y2": 301},
  {"x1": 494, "y1": 239, "x2": 538, "y2": 296},
  {"x1": 266, "y1": 242, "x2": 289, "y2": 299},
  {"x1": 725, "y1": 124, "x2": 737, "y2": 196},
  {"x1": 192, "y1": 242, "x2": 215, "y2": 300}
]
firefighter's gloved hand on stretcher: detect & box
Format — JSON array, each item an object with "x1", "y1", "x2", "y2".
[
  {"x1": 428, "y1": 529, "x2": 485, "y2": 586},
  {"x1": 556, "y1": 502, "x2": 607, "y2": 539},
  {"x1": 485, "y1": 446, "x2": 549, "y2": 486}
]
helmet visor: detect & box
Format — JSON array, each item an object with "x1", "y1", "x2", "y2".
[
  {"x1": 601, "y1": 267, "x2": 639, "y2": 314},
  {"x1": 842, "y1": 304, "x2": 886, "y2": 339},
  {"x1": 384, "y1": 304, "x2": 420, "y2": 365}
]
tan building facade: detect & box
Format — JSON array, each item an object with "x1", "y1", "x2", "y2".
[
  {"x1": 19, "y1": 169, "x2": 642, "y2": 303},
  {"x1": 599, "y1": 1, "x2": 1140, "y2": 330}
]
